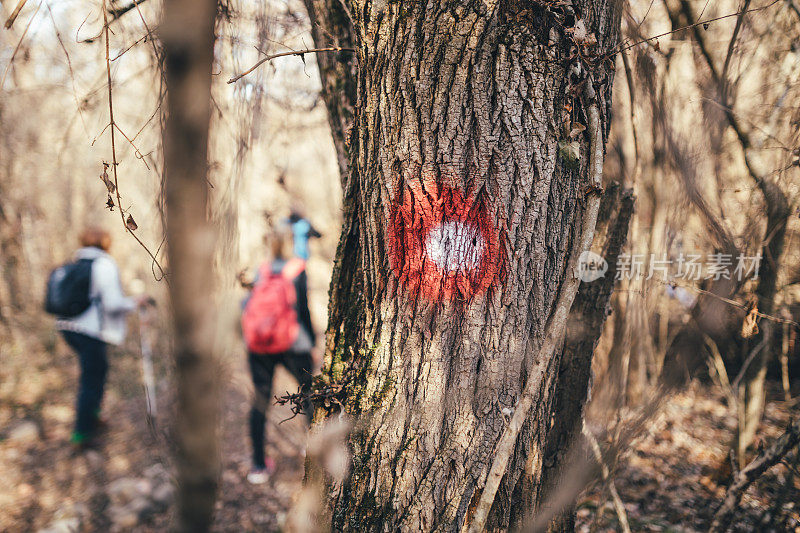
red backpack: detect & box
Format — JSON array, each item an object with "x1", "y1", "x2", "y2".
[{"x1": 242, "y1": 258, "x2": 305, "y2": 354}]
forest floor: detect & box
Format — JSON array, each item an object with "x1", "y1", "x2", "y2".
[
  {"x1": 1, "y1": 330, "x2": 798, "y2": 532},
  {"x1": 577, "y1": 381, "x2": 800, "y2": 532}
]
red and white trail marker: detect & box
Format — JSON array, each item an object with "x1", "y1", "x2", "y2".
[{"x1": 387, "y1": 175, "x2": 504, "y2": 301}]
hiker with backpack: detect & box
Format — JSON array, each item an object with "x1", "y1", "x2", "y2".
[
  {"x1": 239, "y1": 225, "x2": 315, "y2": 484},
  {"x1": 46, "y1": 227, "x2": 144, "y2": 449}
]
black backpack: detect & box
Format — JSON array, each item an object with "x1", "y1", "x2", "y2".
[{"x1": 45, "y1": 259, "x2": 94, "y2": 318}]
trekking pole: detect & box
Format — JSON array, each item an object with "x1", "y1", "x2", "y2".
[{"x1": 138, "y1": 297, "x2": 158, "y2": 428}]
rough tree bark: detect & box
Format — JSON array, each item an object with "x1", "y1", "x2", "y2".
[
  {"x1": 159, "y1": 1, "x2": 220, "y2": 531},
  {"x1": 305, "y1": 1, "x2": 622, "y2": 530}
]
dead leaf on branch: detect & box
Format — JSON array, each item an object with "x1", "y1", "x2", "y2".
[
  {"x1": 126, "y1": 214, "x2": 138, "y2": 232},
  {"x1": 100, "y1": 162, "x2": 116, "y2": 194},
  {"x1": 106, "y1": 195, "x2": 115, "y2": 211},
  {"x1": 568, "y1": 18, "x2": 598, "y2": 47},
  {"x1": 558, "y1": 139, "x2": 581, "y2": 169},
  {"x1": 741, "y1": 303, "x2": 759, "y2": 339},
  {"x1": 569, "y1": 122, "x2": 586, "y2": 139}
]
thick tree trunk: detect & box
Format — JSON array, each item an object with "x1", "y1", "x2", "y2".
[
  {"x1": 301, "y1": 0, "x2": 362, "y2": 379},
  {"x1": 314, "y1": 2, "x2": 621, "y2": 530},
  {"x1": 160, "y1": 1, "x2": 220, "y2": 531}
]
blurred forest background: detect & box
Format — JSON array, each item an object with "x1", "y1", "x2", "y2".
[{"x1": 0, "y1": 0, "x2": 799, "y2": 531}]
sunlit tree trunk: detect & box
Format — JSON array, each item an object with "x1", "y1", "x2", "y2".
[
  {"x1": 309, "y1": 1, "x2": 621, "y2": 529},
  {"x1": 160, "y1": 1, "x2": 220, "y2": 531}
]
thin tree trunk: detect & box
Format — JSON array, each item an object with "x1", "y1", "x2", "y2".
[
  {"x1": 737, "y1": 179, "x2": 789, "y2": 458},
  {"x1": 0, "y1": 185, "x2": 26, "y2": 315},
  {"x1": 315, "y1": 2, "x2": 621, "y2": 530},
  {"x1": 160, "y1": 1, "x2": 220, "y2": 531}
]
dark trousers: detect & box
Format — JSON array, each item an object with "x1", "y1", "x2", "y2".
[
  {"x1": 61, "y1": 331, "x2": 108, "y2": 436},
  {"x1": 248, "y1": 351, "x2": 312, "y2": 468}
]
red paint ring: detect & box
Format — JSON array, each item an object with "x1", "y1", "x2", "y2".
[{"x1": 387, "y1": 176, "x2": 503, "y2": 301}]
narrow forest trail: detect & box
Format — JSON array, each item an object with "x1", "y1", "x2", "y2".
[{"x1": 0, "y1": 333, "x2": 307, "y2": 532}]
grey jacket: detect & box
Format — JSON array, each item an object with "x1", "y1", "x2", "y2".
[{"x1": 55, "y1": 247, "x2": 136, "y2": 345}]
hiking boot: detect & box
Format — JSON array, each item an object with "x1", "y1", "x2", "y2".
[
  {"x1": 247, "y1": 457, "x2": 276, "y2": 485},
  {"x1": 246, "y1": 468, "x2": 269, "y2": 485},
  {"x1": 70, "y1": 431, "x2": 100, "y2": 452}
]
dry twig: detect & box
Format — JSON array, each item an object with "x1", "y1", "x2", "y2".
[
  {"x1": 102, "y1": 0, "x2": 166, "y2": 279},
  {"x1": 227, "y1": 46, "x2": 355, "y2": 84},
  {"x1": 583, "y1": 423, "x2": 632, "y2": 533},
  {"x1": 0, "y1": 0, "x2": 41, "y2": 90},
  {"x1": 612, "y1": 0, "x2": 780, "y2": 56},
  {"x1": 3, "y1": 0, "x2": 28, "y2": 29}
]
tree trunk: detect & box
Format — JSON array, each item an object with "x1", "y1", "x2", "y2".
[
  {"x1": 160, "y1": 1, "x2": 221, "y2": 531},
  {"x1": 315, "y1": 2, "x2": 621, "y2": 530},
  {"x1": 302, "y1": 0, "x2": 357, "y2": 182},
  {"x1": 737, "y1": 178, "x2": 789, "y2": 462}
]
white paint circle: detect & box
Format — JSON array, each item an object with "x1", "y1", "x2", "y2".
[{"x1": 424, "y1": 221, "x2": 485, "y2": 273}]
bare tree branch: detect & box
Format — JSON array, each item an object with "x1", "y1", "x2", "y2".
[
  {"x1": 3, "y1": 0, "x2": 28, "y2": 29},
  {"x1": 0, "y1": 0, "x2": 41, "y2": 90},
  {"x1": 107, "y1": 0, "x2": 149, "y2": 22},
  {"x1": 583, "y1": 423, "x2": 632, "y2": 533},
  {"x1": 227, "y1": 46, "x2": 355, "y2": 84}
]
